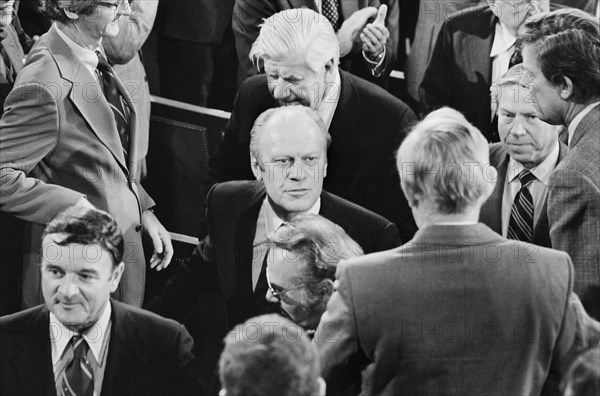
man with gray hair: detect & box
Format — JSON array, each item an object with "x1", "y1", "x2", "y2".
[
  {"x1": 148, "y1": 105, "x2": 400, "y2": 385},
  {"x1": 315, "y1": 107, "x2": 599, "y2": 395},
  {"x1": 209, "y1": 7, "x2": 417, "y2": 241},
  {"x1": 480, "y1": 64, "x2": 568, "y2": 247}
]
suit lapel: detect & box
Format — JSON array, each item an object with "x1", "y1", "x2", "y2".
[
  {"x1": 46, "y1": 26, "x2": 128, "y2": 173},
  {"x1": 102, "y1": 302, "x2": 147, "y2": 395},
  {"x1": 532, "y1": 141, "x2": 568, "y2": 247},
  {"x1": 482, "y1": 145, "x2": 509, "y2": 234},
  {"x1": 11, "y1": 307, "x2": 56, "y2": 396},
  {"x1": 1, "y1": 28, "x2": 25, "y2": 76}
]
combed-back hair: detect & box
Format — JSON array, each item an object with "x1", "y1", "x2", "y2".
[
  {"x1": 42, "y1": 0, "x2": 105, "y2": 23},
  {"x1": 519, "y1": 8, "x2": 600, "y2": 104},
  {"x1": 249, "y1": 8, "x2": 339, "y2": 73}
]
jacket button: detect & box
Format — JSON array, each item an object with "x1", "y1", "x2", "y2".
[{"x1": 135, "y1": 224, "x2": 142, "y2": 232}]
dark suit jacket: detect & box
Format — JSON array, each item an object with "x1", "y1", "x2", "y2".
[
  {"x1": 209, "y1": 71, "x2": 417, "y2": 240},
  {"x1": 548, "y1": 104, "x2": 600, "y2": 319},
  {"x1": 147, "y1": 180, "x2": 401, "y2": 386},
  {"x1": 0, "y1": 24, "x2": 25, "y2": 114},
  {"x1": 479, "y1": 141, "x2": 568, "y2": 248},
  {"x1": 316, "y1": 223, "x2": 599, "y2": 395},
  {"x1": 232, "y1": 0, "x2": 399, "y2": 86},
  {"x1": 0, "y1": 300, "x2": 204, "y2": 396},
  {"x1": 0, "y1": 25, "x2": 153, "y2": 307},
  {"x1": 419, "y1": 4, "x2": 498, "y2": 141}
]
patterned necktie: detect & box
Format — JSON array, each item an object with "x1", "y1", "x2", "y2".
[
  {"x1": 321, "y1": 0, "x2": 341, "y2": 31},
  {"x1": 507, "y1": 170, "x2": 536, "y2": 242},
  {"x1": 61, "y1": 335, "x2": 94, "y2": 396},
  {"x1": 509, "y1": 40, "x2": 523, "y2": 69},
  {"x1": 96, "y1": 51, "x2": 129, "y2": 157}
]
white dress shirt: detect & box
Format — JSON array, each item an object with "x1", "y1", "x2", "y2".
[
  {"x1": 251, "y1": 198, "x2": 321, "y2": 289},
  {"x1": 54, "y1": 23, "x2": 104, "y2": 83},
  {"x1": 51, "y1": 301, "x2": 112, "y2": 396},
  {"x1": 500, "y1": 142, "x2": 560, "y2": 237}
]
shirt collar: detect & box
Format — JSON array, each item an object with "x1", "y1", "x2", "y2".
[
  {"x1": 53, "y1": 23, "x2": 102, "y2": 79},
  {"x1": 507, "y1": 141, "x2": 560, "y2": 185},
  {"x1": 317, "y1": 70, "x2": 341, "y2": 129},
  {"x1": 50, "y1": 301, "x2": 112, "y2": 365},
  {"x1": 263, "y1": 196, "x2": 321, "y2": 236},
  {"x1": 490, "y1": 21, "x2": 517, "y2": 58},
  {"x1": 567, "y1": 101, "x2": 600, "y2": 146}
]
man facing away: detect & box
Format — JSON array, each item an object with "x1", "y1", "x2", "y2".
[
  {"x1": 315, "y1": 108, "x2": 599, "y2": 395},
  {"x1": 0, "y1": 206, "x2": 204, "y2": 396},
  {"x1": 519, "y1": 8, "x2": 600, "y2": 319}
]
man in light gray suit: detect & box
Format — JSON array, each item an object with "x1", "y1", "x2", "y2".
[
  {"x1": 520, "y1": 8, "x2": 600, "y2": 319},
  {"x1": 315, "y1": 108, "x2": 599, "y2": 395}
]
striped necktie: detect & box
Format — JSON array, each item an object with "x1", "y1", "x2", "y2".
[
  {"x1": 322, "y1": 0, "x2": 341, "y2": 31},
  {"x1": 508, "y1": 40, "x2": 523, "y2": 69},
  {"x1": 96, "y1": 51, "x2": 129, "y2": 158},
  {"x1": 61, "y1": 335, "x2": 94, "y2": 396},
  {"x1": 507, "y1": 170, "x2": 536, "y2": 242}
]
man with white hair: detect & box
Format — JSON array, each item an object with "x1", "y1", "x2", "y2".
[
  {"x1": 315, "y1": 107, "x2": 599, "y2": 395},
  {"x1": 210, "y1": 8, "x2": 417, "y2": 241}
]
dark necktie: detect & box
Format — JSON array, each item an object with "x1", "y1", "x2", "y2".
[
  {"x1": 507, "y1": 170, "x2": 536, "y2": 242},
  {"x1": 254, "y1": 248, "x2": 280, "y2": 316},
  {"x1": 96, "y1": 51, "x2": 129, "y2": 157},
  {"x1": 321, "y1": 0, "x2": 341, "y2": 31},
  {"x1": 61, "y1": 335, "x2": 94, "y2": 396},
  {"x1": 509, "y1": 40, "x2": 523, "y2": 69}
]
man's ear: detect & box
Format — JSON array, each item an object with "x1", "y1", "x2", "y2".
[
  {"x1": 324, "y1": 58, "x2": 335, "y2": 77},
  {"x1": 320, "y1": 278, "x2": 334, "y2": 296},
  {"x1": 557, "y1": 75, "x2": 574, "y2": 100},
  {"x1": 250, "y1": 154, "x2": 262, "y2": 181},
  {"x1": 109, "y1": 262, "x2": 125, "y2": 293},
  {"x1": 63, "y1": 8, "x2": 79, "y2": 20}
]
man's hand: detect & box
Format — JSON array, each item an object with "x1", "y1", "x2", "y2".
[
  {"x1": 337, "y1": 6, "x2": 378, "y2": 57},
  {"x1": 142, "y1": 210, "x2": 174, "y2": 271},
  {"x1": 360, "y1": 5, "x2": 389, "y2": 60}
]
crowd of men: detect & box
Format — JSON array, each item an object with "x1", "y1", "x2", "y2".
[{"x1": 1, "y1": 0, "x2": 599, "y2": 395}]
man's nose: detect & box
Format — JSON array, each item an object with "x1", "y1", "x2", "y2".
[
  {"x1": 265, "y1": 289, "x2": 279, "y2": 303},
  {"x1": 511, "y1": 118, "x2": 527, "y2": 136},
  {"x1": 118, "y1": 0, "x2": 132, "y2": 16},
  {"x1": 285, "y1": 162, "x2": 308, "y2": 181},
  {"x1": 58, "y1": 274, "x2": 80, "y2": 298},
  {"x1": 272, "y1": 80, "x2": 296, "y2": 101}
]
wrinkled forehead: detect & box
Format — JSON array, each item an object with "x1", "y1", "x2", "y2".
[{"x1": 498, "y1": 83, "x2": 537, "y2": 108}]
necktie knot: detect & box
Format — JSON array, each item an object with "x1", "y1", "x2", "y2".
[
  {"x1": 509, "y1": 40, "x2": 523, "y2": 69},
  {"x1": 95, "y1": 51, "x2": 110, "y2": 70},
  {"x1": 71, "y1": 335, "x2": 89, "y2": 359},
  {"x1": 518, "y1": 169, "x2": 535, "y2": 188}
]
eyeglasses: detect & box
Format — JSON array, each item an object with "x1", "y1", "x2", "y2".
[
  {"x1": 97, "y1": 0, "x2": 126, "y2": 10},
  {"x1": 266, "y1": 268, "x2": 303, "y2": 302}
]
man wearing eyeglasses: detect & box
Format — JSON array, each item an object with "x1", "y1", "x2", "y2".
[
  {"x1": 147, "y1": 105, "x2": 401, "y2": 386},
  {"x1": 420, "y1": 0, "x2": 550, "y2": 142},
  {"x1": 0, "y1": 0, "x2": 173, "y2": 310}
]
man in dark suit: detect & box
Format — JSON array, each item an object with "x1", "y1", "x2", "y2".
[
  {"x1": 480, "y1": 64, "x2": 567, "y2": 248},
  {"x1": 520, "y1": 8, "x2": 600, "y2": 319},
  {"x1": 420, "y1": 1, "x2": 549, "y2": 142},
  {"x1": 148, "y1": 106, "x2": 400, "y2": 386},
  {"x1": 0, "y1": 206, "x2": 204, "y2": 396},
  {"x1": 315, "y1": 108, "x2": 599, "y2": 395},
  {"x1": 0, "y1": 0, "x2": 173, "y2": 308},
  {"x1": 233, "y1": 0, "x2": 398, "y2": 88},
  {"x1": 211, "y1": 8, "x2": 417, "y2": 240}
]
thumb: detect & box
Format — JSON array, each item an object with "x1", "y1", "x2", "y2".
[{"x1": 375, "y1": 4, "x2": 387, "y2": 25}]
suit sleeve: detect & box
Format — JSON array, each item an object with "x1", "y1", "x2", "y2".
[
  {"x1": 103, "y1": 0, "x2": 159, "y2": 64},
  {"x1": 419, "y1": 18, "x2": 453, "y2": 113},
  {"x1": 0, "y1": 82, "x2": 84, "y2": 224},
  {"x1": 171, "y1": 324, "x2": 207, "y2": 396},
  {"x1": 542, "y1": 254, "x2": 600, "y2": 393},
  {"x1": 315, "y1": 261, "x2": 362, "y2": 393},
  {"x1": 547, "y1": 167, "x2": 600, "y2": 317},
  {"x1": 232, "y1": 0, "x2": 279, "y2": 83}
]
